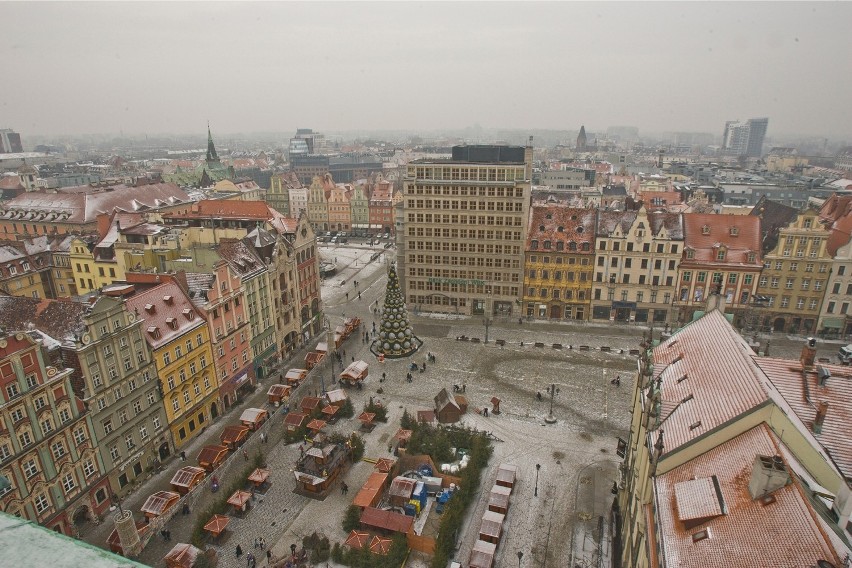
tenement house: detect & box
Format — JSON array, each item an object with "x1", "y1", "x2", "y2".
[
  {"x1": 400, "y1": 145, "x2": 532, "y2": 317},
  {"x1": 523, "y1": 205, "x2": 595, "y2": 321},
  {"x1": 673, "y1": 213, "x2": 762, "y2": 325},
  {"x1": 818, "y1": 194, "x2": 852, "y2": 338},
  {"x1": 0, "y1": 294, "x2": 167, "y2": 501},
  {"x1": 751, "y1": 207, "x2": 831, "y2": 334},
  {"x1": 0, "y1": 331, "x2": 105, "y2": 536},
  {"x1": 591, "y1": 207, "x2": 683, "y2": 326}
]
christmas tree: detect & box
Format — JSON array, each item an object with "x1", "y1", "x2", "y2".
[{"x1": 374, "y1": 262, "x2": 420, "y2": 358}]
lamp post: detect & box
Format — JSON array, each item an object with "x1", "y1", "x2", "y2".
[
  {"x1": 545, "y1": 383, "x2": 559, "y2": 424},
  {"x1": 534, "y1": 464, "x2": 540, "y2": 496},
  {"x1": 324, "y1": 317, "x2": 335, "y2": 395},
  {"x1": 517, "y1": 550, "x2": 523, "y2": 568}
]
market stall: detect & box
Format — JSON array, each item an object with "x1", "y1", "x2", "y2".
[
  {"x1": 141, "y1": 491, "x2": 180, "y2": 519},
  {"x1": 170, "y1": 466, "x2": 206, "y2": 495}
]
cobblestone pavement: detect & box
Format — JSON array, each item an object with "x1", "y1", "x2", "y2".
[{"x1": 80, "y1": 241, "x2": 837, "y2": 568}]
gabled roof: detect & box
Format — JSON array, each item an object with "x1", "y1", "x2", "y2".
[
  {"x1": 654, "y1": 424, "x2": 841, "y2": 568},
  {"x1": 124, "y1": 281, "x2": 204, "y2": 349},
  {"x1": 528, "y1": 205, "x2": 596, "y2": 250},
  {"x1": 758, "y1": 358, "x2": 852, "y2": 480},
  {"x1": 0, "y1": 296, "x2": 87, "y2": 347},
  {"x1": 215, "y1": 239, "x2": 265, "y2": 278},
  {"x1": 434, "y1": 388, "x2": 460, "y2": 413},
  {"x1": 681, "y1": 213, "x2": 761, "y2": 266},
  {"x1": 819, "y1": 194, "x2": 852, "y2": 256}
]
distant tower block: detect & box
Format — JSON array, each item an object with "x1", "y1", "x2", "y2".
[
  {"x1": 374, "y1": 262, "x2": 421, "y2": 358},
  {"x1": 114, "y1": 509, "x2": 142, "y2": 558}
]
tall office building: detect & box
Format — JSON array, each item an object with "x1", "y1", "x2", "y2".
[
  {"x1": 400, "y1": 144, "x2": 532, "y2": 317},
  {"x1": 0, "y1": 129, "x2": 23, "y2": 153},
  {"x1": 722, "y1": 117, "x2": 768, "y2": 157}
]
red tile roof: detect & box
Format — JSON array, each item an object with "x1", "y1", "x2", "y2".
[
  {"x1": 681, "y1": 213, "x2": 762, "y2": 267},
  {"x1": 527, "y1": 205, "x2": 596, "y2": 251},
  {"x1": 652, "y1": 310, "x2": 771, "y2": 450},
  {"x1": 359, "y1": 506, "x2": 414, "y2": 534},
  {"x1": 757, "y1": 358, "x2": 852, "y2": 479},
  {"x1": 655, "y1": 424, "x2": 842, "y2": 568},
  {"x1": 124, "y1": 281, "x2": 205, "y2": 350},
  {"x1": 819, "y1": 194, "x2": 852, "y2": 255}
]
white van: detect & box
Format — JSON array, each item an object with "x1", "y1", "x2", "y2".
[{"x1": 839, "y1": 345, "x2": 852, "y2": 364}]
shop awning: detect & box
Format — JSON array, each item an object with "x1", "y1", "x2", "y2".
[{"x1": 822, "y1": 317, "x2": 845, "y2": 329}]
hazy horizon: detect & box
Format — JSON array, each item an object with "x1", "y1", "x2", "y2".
[{"x1": 3, "y1": 2, "x2": 851, "y2": 141}]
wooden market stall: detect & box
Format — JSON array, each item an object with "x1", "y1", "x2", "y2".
[
  {"x1": 388, "y1": 476, "x2": 417, "y2": 508},
  {"x1": 393, "y1": 429, "x2": 413, "y2": 451},
  {"x1": 267, "y1": 384, "x2": 291, "y2": 406},
  {"x1": 227, "y1": 489, "x2": 253, "y2": 513},
  {"x1": 340, "y1": 360, "x2": 369, "y2": 385},
  {"x1": 284, "y1": 411, "x2": 307, "y2": 432},
  {"x1": 324, "y1": 388, "x2": 348, "y2": 408},
  {"x1": 353, "y1": 471, "x2": 390, "y2": 509},
  {"x1": 239, "y1": 407, "x2": 269, "y2": 430},
  {"x1": 164, "y1": 543, "x2": 201, "y2": 568},
  {"x1": 478, "y1": 510, "x2": 505, "y2": 545},
  {"x1": 495, "y1": 464, "x2": 518, "y2": 492},
  {"x1": 248, "y1": 467, "x2": 271, "y2": 489},
  {"x1": 170, "y1": 466, "x2": 206, "y2": 495},
  {"x1": 306, "y1": 419, "x2": 327, "y2": 435},
  {"x1": 141, "y1": 491, "x2": 180, "y2": 519},
  {"x1": 369, "y1": 535, "x2": 392, "y2": 556},
  {"x1": 304, "y1": 351, "x2": 325, "y2": 370},
  {"x1": 468, "y1": 540, "x2": 497, "y2": 568},
  {"x1": 358, "y1": 411, "x2": 376, "y2": 432},
  {"x1": 300, "y1": 396, "x2": 323, "y2": 415},
  {"x1": 321, "y1": 404, "x2": 340, "y2": 422},
  {"x1": 197, "y1": 445, "x2": 230, "y2": 472},
  {"x1": 285, "y1": 368, "x2": 309, "y2": 385},
  {"x1": 374, "y1": 457, "x2": 396, "y2": 474},
  {"x1": 487, "y1": 484, "x2": 511, "y2": 515},
  {"x1": 203, "y1": 514, "x2": 231, "y2": 539},
  {"x1": 359, "y1": 506, "x2": 414, "y2": 536},
  {"x1": 344, "y1": 529, "x2": 370, "y2": 550},
  {"x1": 220, "y1": 424, "x2": 250, "y2": 451}
]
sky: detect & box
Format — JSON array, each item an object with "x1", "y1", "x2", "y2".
[{"x1": 2, "y1": 1, "x2": 851, "y2": 140}]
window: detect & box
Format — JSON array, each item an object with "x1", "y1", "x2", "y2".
[
  {"x1": 796, "y1": 298, "x2": 805, "y2": 309},
  {"x1": 163, "y1": 352, "x2": 171, "y2": 366},
  {"x1": 759, "y1": 276, "x2": 768, "y2": 286},
  {"x1": 103, "y1": 345, "x2": 112, "y2": 356},
  {"x1": 147, "y1": 391, "x2": 156, "y2": 405},
  {"x1": 809, "y1": 299, "x2": 818, "y2": 310},
  {"x1": 828, "y1": 301, "x2": 836, "y2": 314},
  {"x1": 23, "y1": 458, "x2": 38, "y2": 478},
  {"x1": 110, "y1": 445, "x2": 120, "y2": 461},
  {"x1": 102, "y1": 419, "x2": 113, "y2": 435},
  {"x1": 73, "y1": 427, "x2": 86, "y2": 445},
  {"x1": 25, "y1": 373, "x2": 38, "y2": 389},
  {"x1": 139, "y1": 424, "x2": 148, "y2": 440},
  {"x1": 10, "y1": 408, "x2": 24, "y2": 423},
  {"x1": 118, "y1": 408, "x2": 128, "y2": 425},
  {"x1": 153, "y1": 416, "x2": 161, "y2": 430},
  {"x1": 125, "y1": 433, "x2": 135, "y2": 450},
  {"x1": 62, "y1": 473, "x2": 76, "y2": 493},
  {"x1": 18, "y1": 431, "x2": 32, "y2": 447},
  {"x1": 6, "y1": 383, "x2": 19, "y2": 400},
  {"x1": 781, "y1": 297, "x2": 790, "y2": 308},
  {"x1": 172, "y1": 397, "x2": 180, "y2": 412},
  {"x1": 34, "y1": 493, "x2": 49, "y2": 514},
  {"x1": 40, "y1": 418, "x2": 53, "y2": 435},
  {"x1": 124, "y1": 358, "x2": 132, "y2": 371},
  {"x1": 133, "y1": 399, "x2": 142, "y2": 414},
  {"x1": 83, "y1": 459, "x2": 96, "y2": 478},
  {"x1": 167, "y1": 376, "x2": 175, "y2": 389},
  {"x1": 52, "y1": 441, "x2": 66, "y2": 459},
  {"x1": 183, "y1": 390, "x2": 190, "y2": 404},
  {"x1": 34, "y1": 397, "x2": 46, "y2": 410},
  {"x1": 175, "y1": 346, "x2": 182, "y2": 359}
]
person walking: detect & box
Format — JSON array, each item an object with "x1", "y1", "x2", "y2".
[
  {"x1": 247, "y1": 552, "x2": 254, "y2": 567},
  {"x1": 243, "y1": 449, "x2": 249, "y2": 461},
  {"x1": 266, "y1": 550, "x2": 272, "y2": 564},
  {"x1": 236, "y1": 545, "x2": 243, "y2": 558}
]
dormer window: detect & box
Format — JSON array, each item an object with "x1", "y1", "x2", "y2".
[
  {"x1": 716, "y1": 250, "x2": 726, "y2": 261},
  {"x1": 166, "y1": 317, "x2": 178, "y2": 330},
  {"x1": 543, "y1": 240, "x2": 552, "y2": 250},
  {"x1": 147, "y1": 326, "x2": 160, "y2": 339},
  {"x1": 182, "y1": 308, "x2": 194, "y2": 320},
  {"x1": 729, "y1": 227, "x2": 739, "y2": 236},
  {"x1": 556, "y1": 242, "x2": 564, "y2": 252},
  {"x1": 557, "y1": 226, "x2": 564, "y2": 232},
  {"x1": 747, "y1": 253, "x2": 756, "y2": 263},
  {"x1": 701, "y1": 225, "x2": 710, "y2": 235},
  {"x1": 530, "y1": 240, "x2": 539, "y2": 250},
  {"x1": 686, "y1": 249, "x2": 695, "y2": 259},
  {"x1": 538, "y1": 225, "x2": 545, "y2": 231},
  {"x1": 144, "y1": 304, "x2": 155, "y2": 314},
  {"x1": 163, "y1": 295, "x2": 173, "y2": 304}
]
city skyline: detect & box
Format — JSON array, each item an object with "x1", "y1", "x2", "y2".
[{"x1": 2, "y1": 2, "x2": 851, "y2": 140}]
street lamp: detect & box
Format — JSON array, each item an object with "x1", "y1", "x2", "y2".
[
  {"x1": 534, "y1": 464, "x2": 540, "y2": 497},
  {"x1": 517, "y1": 550, "x2": 523, "y2": 568},
  {"x1": 324, "y1": 317, "x2": 335, "y2": 395},
  {"x1": 545, "y1": 383, "x2": 559, "y2": 424}
]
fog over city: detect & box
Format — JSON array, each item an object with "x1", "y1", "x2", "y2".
[{"x1": 3, "y1": 1, "x2": 851, "y2": 140}]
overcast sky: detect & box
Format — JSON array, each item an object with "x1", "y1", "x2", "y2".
[{"x1": 2, "y1": 1, "x2": 850, "y2": 140}]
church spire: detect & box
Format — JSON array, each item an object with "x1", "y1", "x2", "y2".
[{"x1": 206, "y1": 122, "x2": 219, "y2": 163}]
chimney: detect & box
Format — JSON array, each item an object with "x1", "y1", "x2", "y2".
[
  {"x1": 748, "y1": 455, "x2": 790, "y2": 499},
  {"x1": 800, "y1": 337, "x2": 817, "y2": 369},
  {"x1": 814, "y1": 401, "x2": 829, "y2": 434}
]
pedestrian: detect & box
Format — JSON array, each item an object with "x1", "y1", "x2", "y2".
[
  {"x1": 254, "y1": 538, "x2": 259, "y2": 549},
  {"x1": 358, "y1": 292, "x2": 361, "y2": 300},
  {"x1": 462, "y1": 384, "x2": 466, "y2": 393},
  {"x1": 166, "y1": 530, "x2": 171, "y2": 541},
  {"x1": 236, "y1": 545, "x2": 243, "y2": 558},
  {"x1": 243, "y1": 449, "x2": 249, "y2": 461},
  {"x1": 260, "y1": 537, "x2": 266, "y2": 550},
  {"x1": 160, "y1": 530, "x2": 167, "y2": 541},
  {"x1": 180, "y1": 451, "x2": 186, "y2": 461},
  {"x1": 266, "y1": 550, "x2": 272, "y2": 563},
  {"x1": 290, "y1": 543, "x2": 297, "y2": 557},
  {"x1": 247, "y1": 552, "x2": 254, "y2": 567},
  {"x1": 345, "y1": 292, "x2": 349, "y2": 300}
]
